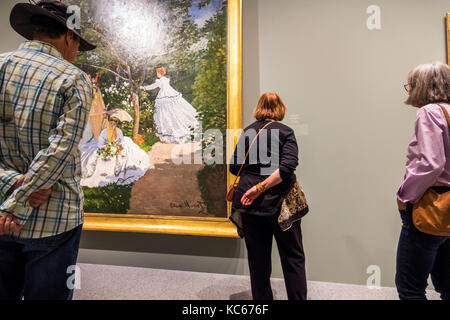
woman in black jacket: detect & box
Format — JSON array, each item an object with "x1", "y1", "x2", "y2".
[{"x1": 229, "y1": 93, "x2": 307, "y2": 300}]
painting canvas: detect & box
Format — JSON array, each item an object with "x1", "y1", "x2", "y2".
[
  {"x1": 447, "y1": 13, "x2": 450, "y2": 64},
  {"x1": 65, "y1": 0, "x2": 233, "y2": 226}
]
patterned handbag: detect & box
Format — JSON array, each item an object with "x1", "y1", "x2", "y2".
[
  {"x1": 278, "y1": 180, "x2": 310, "y2": 231},
  {"x1": 412, "y1": 104, "x2": 450, "y2": 236}
]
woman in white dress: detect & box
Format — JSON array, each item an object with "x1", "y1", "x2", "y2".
[
  {"x1": 79, "y1": 116, "x2": 151, "y2": 188},
  {"x1": 141, "y1": 67, "x2": 199, "y2": 144}
]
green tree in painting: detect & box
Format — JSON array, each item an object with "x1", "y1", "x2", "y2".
[
  {"x1": 66, "y1": 0, "x2": 203, "y2": 144},
  {"x1": 193, "y1": 1, "x2": 227, "y2": 138},
  {"x1": 163, "y1": 0, "x2": 201, "y2": 104},
  {"x1": 192, "y1": 1, "x2": 228, "y2": 215}
]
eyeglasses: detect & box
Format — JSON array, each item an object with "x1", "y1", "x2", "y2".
[{"x1": 404, "y1": 83, "x2": 411, "y2": 93}]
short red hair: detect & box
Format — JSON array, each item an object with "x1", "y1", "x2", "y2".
[
  {"x1": 156, "y1": 67, "x2": 166, "y2": 76},
  {"x1": 253, "y1": 93, "x2": 286, "y2": 121}
]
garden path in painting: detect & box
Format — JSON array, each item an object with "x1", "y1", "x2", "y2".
[{"x1": 128, "y1": 142, "x2": 208, "y2": 217}]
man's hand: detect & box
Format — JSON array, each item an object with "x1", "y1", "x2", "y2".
[
  {"x1": 9, "y1": 174, "x2": 52, "y2": 208},
  {"x1": 0, "y1": 175, "x2": 25, "y2": 235},
  {"x1": 28, "y1": 188, "x2": 52, "y2": 208},
  {"x1": 397, "y1": 198, "x2": 407, "y2": 211},
  {"x1": 0, "y1": 214, "x2": 23, "y2": 235}
]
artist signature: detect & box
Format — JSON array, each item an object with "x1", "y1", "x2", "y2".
[{"x1": 170, "y1": 200, "x2": 207, "y2": 214}]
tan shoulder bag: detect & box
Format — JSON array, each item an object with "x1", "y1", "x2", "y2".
[
  {"x1": 412, "y1": 104, "x2": 450, "y2": 236},
  {"x1": 226, "y1": 121, "x2": 275, "y2": 202}
]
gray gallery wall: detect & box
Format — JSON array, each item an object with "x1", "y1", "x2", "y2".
[{"x1": 0, "y1": 0, "x2": 448, "y2": 287}]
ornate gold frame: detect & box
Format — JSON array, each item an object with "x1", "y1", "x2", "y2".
[
  {"x1": 447, "y1": 13, "x2": 450, "y2": 65},
  {"x1": 83, "y1": 0, "x2": 242, "y2": 238}
]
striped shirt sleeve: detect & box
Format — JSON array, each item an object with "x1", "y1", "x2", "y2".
[{"x1": 0, "y1": 72, "x2": 93, "y2": 224}]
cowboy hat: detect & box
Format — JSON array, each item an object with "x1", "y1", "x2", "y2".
[{"x1": 10, "y1": 1, "x2": 96, "y2": 52}]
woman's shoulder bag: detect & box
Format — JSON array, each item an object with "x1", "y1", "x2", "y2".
[{"x1": 412, "y1": 104, "x2": 450, "y2": 236}]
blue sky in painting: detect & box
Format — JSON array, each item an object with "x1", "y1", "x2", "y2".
[{"x1": 189, "y1": 0, "x2": 222, "y2": 27}]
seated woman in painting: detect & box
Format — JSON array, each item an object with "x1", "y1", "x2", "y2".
[
  {"x1": 79, "y1": 115, "x2": 151, "y2": 188},
  {"x1": 141, "y1": 67, "x2": 199, "y2": 144}
]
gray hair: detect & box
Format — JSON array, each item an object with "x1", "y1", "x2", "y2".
[{"x1": 405, "y1": 61, "x2": 450, "y2": 108}]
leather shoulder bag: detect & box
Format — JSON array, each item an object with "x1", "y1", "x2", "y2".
[{"x1": 412, "y1": 104, "x2": 450, "y2": 236}]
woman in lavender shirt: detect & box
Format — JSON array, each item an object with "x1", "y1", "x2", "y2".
[{"x1": 396, "y1": 61, "x2": 450, "y2": 300}]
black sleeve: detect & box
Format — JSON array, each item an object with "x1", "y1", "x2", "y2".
[{"x1": 279, "y1": 128, "x2": 299, "y2": 181}]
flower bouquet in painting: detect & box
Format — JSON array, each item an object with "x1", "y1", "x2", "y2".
[{"x1": 97, "y1": 141, "x2": 124, "y2": 160}]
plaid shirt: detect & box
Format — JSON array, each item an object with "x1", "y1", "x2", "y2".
[{"x1": 0, "y1": 41, "x2": 93, "y2": 239}]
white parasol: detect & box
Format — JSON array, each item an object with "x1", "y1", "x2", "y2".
[{"x1": 107, "y1": 109, "x2": 133, "y2": 122}]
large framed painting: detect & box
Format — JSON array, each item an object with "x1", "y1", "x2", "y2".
[
  {"x1": 66, "y1": 0, "x2": 242, "y2": 237},
  {"x1": 447, "y1": 13, "x2": 450, "y2": 64}
]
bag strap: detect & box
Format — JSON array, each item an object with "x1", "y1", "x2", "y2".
[
  {"x1": 232, "y1": 120, "x2": 275, "y2": 184},
  {"x1": 438, "y1": 104, "x2": 450, "y2": 128}
]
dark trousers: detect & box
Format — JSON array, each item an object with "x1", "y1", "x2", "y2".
[
  {"x1": 396, "y1": 204, "x2": 450, "y2": 300},
  {"x1": 0, "y1": 224, "x2": 83, "y2": 300},
  {"x1": 242, "y1": 213, "x2": 307, "y2": 300}
]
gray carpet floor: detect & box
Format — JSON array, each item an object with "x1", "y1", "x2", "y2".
[{"x1": 73, "y1": 263, "x2": 441, "y2": 300}]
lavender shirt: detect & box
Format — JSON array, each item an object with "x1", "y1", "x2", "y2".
[{"x1": 397, "y1": 103, "x2": 450, "y2": 204}]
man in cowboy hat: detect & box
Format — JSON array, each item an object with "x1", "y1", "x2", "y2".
[{"x1": 0, "y1": 1, "x2": 96, "y2": 300}]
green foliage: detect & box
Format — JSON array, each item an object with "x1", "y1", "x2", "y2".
[
  {"x1": 198, "y1": 0, "x2": 212, "y2": 9},
  {"x1": 192, "y1": 2, "x2": 228, "y2": 211},
  {"x1": 153, "y1": 0, "x2": 203, "y2": 103},
  {"x1": 102, "y1": 83, "x2": 133, "y2": 137},
  {"x1": 138, "y1": 91, "x2": 159, "y2": 145},
  {"x1": 140, "y1": 135, "x2": 160, "y2": 153},
  {"x1": 192, "y1": 1, "x2": 227, "y2": 137},
  {"x1": 101, "y1": 82, "x2": 159, "y2": 147},
  {"x1": 83, "y1": 183, "x2": 133, "y2": 213},
  {"x1": 102, "y1": 83, "x2": 134, "y2": 115}
]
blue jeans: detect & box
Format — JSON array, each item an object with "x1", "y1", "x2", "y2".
[
  {"x1": 0, "y1": 224, "x2": 83, "y2": 300},
  {"x1": 395, "y1": 204, "x2": 450, "y2": 300}
]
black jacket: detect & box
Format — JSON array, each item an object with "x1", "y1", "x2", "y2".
[{"x1": 229, "y1": 120, "x2": 299, "y2": 216}]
